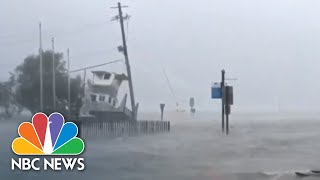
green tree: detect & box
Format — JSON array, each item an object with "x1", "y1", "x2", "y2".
[
  {"x1": 0, "y1": 81, "x2": 13, "y2": 117},
  {"x1": 0, "y1": 74, "x2": 22, "y2": 117},
  {"x1": 14, "y1": 50, "x2": 83, "y2": 115}
]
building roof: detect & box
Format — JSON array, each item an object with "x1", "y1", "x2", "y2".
[{"x1": 91, "y1": 71, "x2": 128, "y2": 81}]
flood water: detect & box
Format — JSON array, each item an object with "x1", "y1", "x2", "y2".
[{"x1": 1, "y1": 112, "x2": 320, "y2": 180}]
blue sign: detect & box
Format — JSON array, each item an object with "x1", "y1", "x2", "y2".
[{"x1": 211, "y1": 83, "x2": 222, "y2": 99}]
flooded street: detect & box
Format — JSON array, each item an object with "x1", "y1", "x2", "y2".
[{"x1": 1, "y1": 112, "x2": 320, "y2": 180}]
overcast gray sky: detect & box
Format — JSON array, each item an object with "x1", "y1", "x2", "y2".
[{"x1": 1, "y1": 0, "x2": 320, "y2": 112}]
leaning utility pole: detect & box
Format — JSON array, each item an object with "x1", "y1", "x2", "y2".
[
  {"x1": 52, "y1": 38, "x2": 56, "y2": 110},
  {"x1": 112, "y1": 2, "x2": 136, "y2": 120},
  {"x1": 39, "y1": 22, "x2": 43, "y2": 112}
]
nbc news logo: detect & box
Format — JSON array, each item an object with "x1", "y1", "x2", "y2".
[{"x1": 11, "y1": 113, "x2": 85, "y2": 171}]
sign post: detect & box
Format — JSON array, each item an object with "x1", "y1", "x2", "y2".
[
  {"x1": 189, "y1": 97, "x2": 196, "y2": 117},
  {"x1": 224, "y1": 86, "x2": 233, "y2": 134},
  {"x1": 221, "y1": 70, "x2": 225, "y2": 132},
  {"x1": 211, "y1": 69, "x2": 235, "y2": 135},
  {"x1": 160, "y1": 103, "x2": 165, "y2": 121}
]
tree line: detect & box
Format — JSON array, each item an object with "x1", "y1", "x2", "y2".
[{"x1": 0, "y1": 50, "x2": 82, "y2": 118}]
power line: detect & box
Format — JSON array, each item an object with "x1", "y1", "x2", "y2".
[
  {"x1": 70, "y1": 47, "x2": 118, "y2": 59},
  {"x1": 163, "y1": 68, "x2": 176, "y2": 99},
  {"x1": 70, "y1": 59, "x2": 123, "y2": 73}
]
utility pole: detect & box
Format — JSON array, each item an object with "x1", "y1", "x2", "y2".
[
  {"x1": 52, "y1": 38, "x2": 56, "y2": 110},
  {"x1": 112, "y1": 2, "x2": 136, "y2": 120},
  {"x1": 226, "y1": 108, "x2": 229, "y2": 134},
  {"x1": 67, "y1": 48, "x2": 71, "y2": 118},
  {"x1": 224, "y1": 86, "x2": 233, "y2": 135},
  {"x1": 39, "y1": 22, "x2": 43, "y2": 112},
  {"x1": 221, "y1": 69, "x2": 225, "y2": 132}
]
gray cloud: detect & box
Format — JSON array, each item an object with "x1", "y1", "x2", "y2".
[{"x1": 1, "y1": 0, "x2": 320, "y2": 112}]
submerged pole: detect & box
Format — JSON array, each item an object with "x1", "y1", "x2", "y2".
[
  {"x1": 52, "y1": 38, "x2": 56, "y2": 110},
  {"x1": 39, "y1": 22, "x2": 43, "y2": 112},
  {"x1": 67, "y1": 48, "x2": 71, "y2": 117},
  {"x1": 221, "y1": 69, "x2": 225, "y2": 132},
  {"x1": 226, "y1": 111, "x2": 229, "y2": 135}
]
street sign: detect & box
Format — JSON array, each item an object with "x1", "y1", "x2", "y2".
[
  {"x1": 211, "y1": 83, "x2": 222, "y2": 99},
  {"x1": 189, "y1": 97, "x2": 195, "y2": 108},
  {"x1": 225, "y1": 86, "x2": 233, "y2": 105}
]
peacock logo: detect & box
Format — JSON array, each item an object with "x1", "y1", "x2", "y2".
[{"x1": 12, "y1": 112, "x2": 84, "y2": 155}]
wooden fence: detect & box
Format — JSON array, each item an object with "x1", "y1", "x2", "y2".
[{"x1": 75, "y1": 120, "x2": 170, "y2": 138}]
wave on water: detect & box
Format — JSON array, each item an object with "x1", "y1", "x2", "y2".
[{"x1": 257, "y1": 169, "x2": 315, "y2": 180}]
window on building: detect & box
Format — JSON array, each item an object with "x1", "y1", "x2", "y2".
[
  {"x1": 99, "y1": 95, "x2": 105, "y2": 102},
  {"x1": 104, "y1": 73, "x2": 111, "y2": 80},
  {"x1": 90, "y1": 94, "x2": 97, "y2": 102},
  {"x1": 108, "y1": 97, "x2": 112, "y2": 104},
  {"x1": 113, "y1": 100, "x2": 116, "y2": 107}
]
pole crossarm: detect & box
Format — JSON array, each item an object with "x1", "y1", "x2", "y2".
[
  {"x1": 70, "y1": 59, "x2": 123, "y2": 73},
  {"x1": 110, "y1": 5, "x2": 128, "y2": 9}
]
